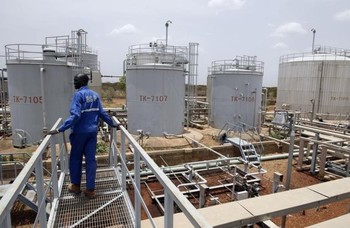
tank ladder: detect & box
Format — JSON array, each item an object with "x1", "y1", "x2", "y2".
[{"x1": 226, "y1": 137, "x2": 261, "y2": 165}]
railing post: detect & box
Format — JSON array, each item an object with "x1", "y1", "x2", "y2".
[
  {"x1": 50, "y1": 137, "x2": 59, "y2": 199},
  {"x1": 109, "y1": 128, "x2": 116, "y2": 167},
  {"x1": 0, "y1": 157, "x2": 3, "y2": 184},
  {"x1": 121, "y1": 133, "x2": 126, "y2": 191},
  {"x1": 61, "y1": 132, "x2": 69, "y2": 174},
  {"x1": 134, "y1": 148, "x2": 141, "y2": 228},
  {"x1": 319, "y1": 146, "x2": 327, "y2": 178},
  {"x1": 113, "y1": 127, "x2": 118, "y2": 168},
  {"x1": 0, "y1": 213, "x2": 11, "y2": 228},
  {"x1": 35, "y1": 157, "x2": 48, "y2": 227},
  {"x1": 164, "y1": 190, "x2": 174, "y2": 227},
  {"x1": 298, "y1": 139, "x2": 305, "y2": 169}
]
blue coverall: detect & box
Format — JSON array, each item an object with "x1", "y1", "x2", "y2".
[{"x1": 58, "y1": 86, "x2": 114, "y2": 190}]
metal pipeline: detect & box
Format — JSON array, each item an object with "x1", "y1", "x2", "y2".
[
  {"x1": 128, "y1": 150, "x2": 302, "y2": 177},
  {"x1": 176, "y1": 172, "x2": 207, "y2": 188},
  {"x1": 40, "y1": 66, "x2": 47, "y2": 133},
  {"x1": 296, "y1": 124, "x2": 350, "y2": 140},
  {"x1": 262, "y1": 134, "x2": 300, "y2": 148}
]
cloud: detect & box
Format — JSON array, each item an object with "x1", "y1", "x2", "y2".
[
  {"x1": 110, "y1": 24, "x2": 138, "y2": 35},
  {"x1": 271, "y1": 22, "x2": 306, "y2": 37},
  {"x1": 208, "y1": 0, "x2": 245, "y2": 12},
  {"x1": 272, "y1": 42, "x2": 288, "y2": 49},
  {"x1": 334, "y1": 9, "x2": 350, "y2": 21}
]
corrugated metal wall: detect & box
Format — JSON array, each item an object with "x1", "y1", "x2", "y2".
[{"x1": 277, "y1": 60, "x2": 350, "y2": 116}]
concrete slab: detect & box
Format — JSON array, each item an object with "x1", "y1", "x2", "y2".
[
  {"x1": 141, "y1": 201, "x2": 252, "y2": 227},
  {"x1": 308, "y1": 177, "x2": 350, "y2": 199},
  {"x1": 238, "y1": 188, "x2": 327, "y2": 218},
  {"x1": 306, "y1": 213, "x2": 350, "y2": 228},
  {"x1": 142, "y1": 178, "x2": 350, "y2": 227}
]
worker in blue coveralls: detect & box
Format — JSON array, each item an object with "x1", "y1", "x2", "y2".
[{"x1": 48, "y1": 73, "x2": 119, "y2": 199}]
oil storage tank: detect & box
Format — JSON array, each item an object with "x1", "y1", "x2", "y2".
[
  {"x1": 126, "y1": 42, "x2": 188, "y2": 136},
  {"x1": 277, "y1": 46, "x2": 350, "y2": 118},
  {"x1": 5, "y1": 29, "x2": 99, "y2": 146},
  {"x1": 207, "y1": 56, "x2": 264, "y2": 129}
]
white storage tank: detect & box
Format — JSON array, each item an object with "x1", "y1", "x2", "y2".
[
  {"x1": 5, "y1": 30, "x2": 100, "y2": 145},
  {"x1": 277, "y1": 46, "x2": 350, "y2": 118},
  {"x1": 6, "y1": 45, "x2": 74, "y2": 145},
  {"x1": 207, "y1": 56, "x2": 264, "y2": 129},
  {"x1": 126, "y1": 42, "x2": 188, "y2": 136}
]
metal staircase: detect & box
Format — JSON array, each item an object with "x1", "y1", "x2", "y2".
[
  {"x1": 225, "y1": 137, "x2": 261, "y2": 165},
  {"x1": 217, "y1": 122, "x2": 263, "y2": 165}
]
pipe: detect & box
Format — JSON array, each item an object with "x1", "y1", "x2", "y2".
[
  {"x1": 40, "y1": 67, "x2": 47, "y2": 134},
  {"x1": 262, "y1": 134, "x2": 300, "y2": 148},
  {"x1": 189, "y1": 121, "x2": 205, "y2": 129},
  {"x1": 165, "y1": 20, "x2": 172, "y2": 47},
  {"x1": 311, "y1": 29, "x2": 316, "y2": 53},
  {"x1": 296, "y1": 124, "x2": 350, "y2": 140},
  {"x1": 182, "y1": 135, "x2": 227, "y2": 158},
  {"x1": 176, "y1": 172, "x2": 207, "y2": 188},
  {"x1": 0, "y1": 69, "x2": 8, "y2": 135},
  {"x1": 128, "y1": 151, "x2": 301, "y2": 177}
]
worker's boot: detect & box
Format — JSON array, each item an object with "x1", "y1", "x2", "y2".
[
  {"x1": 68, "y1": 183, "x2": 81, "y2": 194},
  {"x1": 84, "y1": 189, "x2": 96, "y2": 199}
]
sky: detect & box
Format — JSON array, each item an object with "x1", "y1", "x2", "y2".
[{"x1": 0, "y1": 0, "x2": 349, "y2": 86}]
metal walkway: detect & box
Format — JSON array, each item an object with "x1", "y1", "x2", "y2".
[
  {"x1": 0, "y1": 118, "x2": 210, "y2": 228},
  {"x1": 52, "y1": 168, "x2": 134, "y2": 228}
]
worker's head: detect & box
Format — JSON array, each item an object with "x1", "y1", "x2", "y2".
[{"x1": 74, "y1": 73, "x2": 89, "y2": 89}]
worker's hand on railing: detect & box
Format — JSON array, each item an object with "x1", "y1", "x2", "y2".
[{"x1": 48, "y1": 129, "x2": 59, "y2": 135}]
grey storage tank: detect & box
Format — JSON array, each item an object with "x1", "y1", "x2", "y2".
[
  {"x1": 5, "y1": 29, "x2": 100, "y2": 145},
  {"x1": 126, "y1": 42, "x2": 188, "y2": 136},
  {"x1": 207, "y1": 56, "x2": 264, "y2": 129},
  {"x1": 277, "y1": 46, "x2": 350, "y2": 118}
]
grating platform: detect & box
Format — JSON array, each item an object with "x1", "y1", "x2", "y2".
[{"x1": 53, "y1": 168, "x2": 135, "y2": 228}]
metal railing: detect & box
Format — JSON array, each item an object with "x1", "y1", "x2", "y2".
[
  {"x1": 0, "y1": 152, "x2": 31, "y2": 184},
  {"x1": 208, "y1": 56, "x2": 264, "y2": 75},
  {"x1": 0, "y1": 118, "x2": 68, "y2": 227},
  {"x1": 279, "y1": 45, "x2": 350, "y2": 63},
  {"x1": 111, "y1": 116, "x2": 211, "y2": 228},
  {"x1": 126, "y1": 43, "x2": 188, "y2": 67},
  {"x1": 0, "y1": 116, "x2": 212, "y2": 227}
]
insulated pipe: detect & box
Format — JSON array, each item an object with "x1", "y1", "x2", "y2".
[
  {"x1": 262, "y1": 134, "x2": 300, "y2": 148},
  {"x1": 296, "y1": 124, "x2": 350, "y2": 140}
]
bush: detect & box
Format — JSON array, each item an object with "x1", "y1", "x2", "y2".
[{"x1": 96, "y1": 141, "x2": 108, "y2": 154}]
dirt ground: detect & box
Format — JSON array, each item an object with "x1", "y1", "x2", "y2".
[
  {"x1": 129, "y1": 156, "x2": 350, "y2": 228},
  {"x1": 1, "y1": 98, "x2": 349, "y2": 227}
]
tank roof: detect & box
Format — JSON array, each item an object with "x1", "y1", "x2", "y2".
[
  {"x1": 280, "y1": 45, "x2": 350, "y2": 63},
  {"x1": 208, "y1": 56, "x2": 264, "y2": 75}
]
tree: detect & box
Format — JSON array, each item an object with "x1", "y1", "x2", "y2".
[{"x1": 117, "y1": 75, "x2": 126, "y2": 94}]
